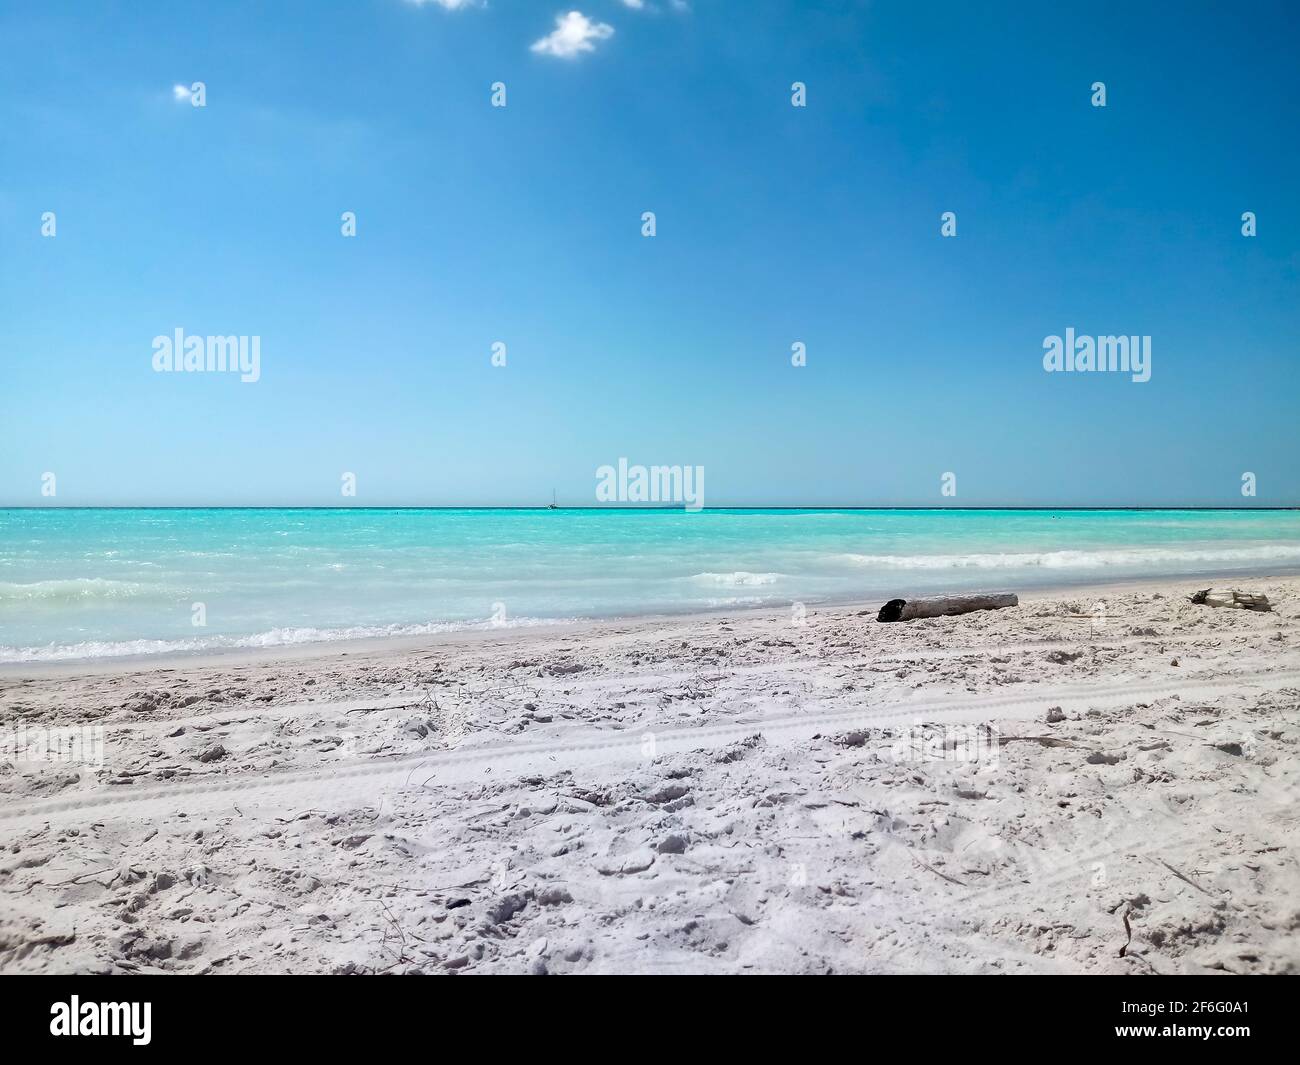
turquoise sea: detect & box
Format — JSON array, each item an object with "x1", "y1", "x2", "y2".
[{"x1": 2, "y1": 508, "x2": 1298, "y2": 662}]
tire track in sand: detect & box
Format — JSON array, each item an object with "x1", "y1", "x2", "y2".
[{"x1": 2, "y1": 667, "x2": 1297, "y2": 831}]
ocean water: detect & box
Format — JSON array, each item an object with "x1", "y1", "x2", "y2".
[{"x1": 1, "y1": 508, "x2": 1298, "y2": 662}]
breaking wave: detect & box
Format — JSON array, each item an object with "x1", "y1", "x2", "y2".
[
  {"x1": 838, "y1": 544, "x2": 1300, "y2": 570},
  {"x1": 689, "y1": 571, "x2": 784, "y2": 586},
  {"x1": 0, "y1": 615, "x2": 572, "y2": 664},
  {"x1": 0, "y1": 578, "x2": 164, "y2": 602}
]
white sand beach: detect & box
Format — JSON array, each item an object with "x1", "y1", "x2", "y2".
[{"x1": 2, "y1": 575, "x2": 1298, "y2": 974}]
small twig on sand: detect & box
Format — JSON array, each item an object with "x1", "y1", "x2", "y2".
[
  {"x1": 47, "y1": 867, "x2": 115, "y2": 887},
  {"x1": 1152, "y1": 856, "x2": 1213, "y2": 896},
  {"x1": 1156, "y1": 728, "x2": 1204, "y2": 742},
  {"x1": 1118, "y1": 907, "x2": 1133, "y2": 957},
  {"x1": 275, "y1": 809, "x2": 320, "y2": 823},
  {"x1": 998, "y1": 735, "x2": 1081, "y2": 749},
  {"x1": 912, "y1": 856, "x2": 966, "y2": 886},
  {"x1": 373, "y1": 899, "x2": 417, "y2": 971}
]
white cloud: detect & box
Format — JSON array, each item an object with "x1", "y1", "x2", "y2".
[
  {"x1": 172, "y1": 84, "x2": 192, "y2": 102},
  {"x1": 619, "y1": 0, "x2": 646, "y2": 8},
  {"x1": 530, "y1": 11, "x2": 614, "y2": 59}
]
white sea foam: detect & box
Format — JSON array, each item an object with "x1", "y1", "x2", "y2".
[
  {"x1": 0, "y1": 615, "x2": 572, "y2": 663},
  {"x1": 690, "y1": 571, "x2": 784, "y2": 586},
  {"x1": 838, "y1": 544, "x2": 1300, "y2": 570},
  {"x1": 0, "y1": 578, "x2": 163, "y2": 601}
]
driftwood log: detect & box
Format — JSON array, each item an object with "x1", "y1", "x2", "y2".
[
  {"x1": 877, "y1": 592, "x2": 1018, "y2": 623},
  {"x1": 1189, "y1": 588, "x2": 1272, "y2": 612}
]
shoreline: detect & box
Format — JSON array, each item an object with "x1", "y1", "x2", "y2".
[{"x1": 6, "y1": 567, "x2": 1299, "y2": 678}]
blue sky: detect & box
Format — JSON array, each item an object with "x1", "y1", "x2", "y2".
[{"x1": 1, "y1": 0, "x2": 1297, "y2": 507}]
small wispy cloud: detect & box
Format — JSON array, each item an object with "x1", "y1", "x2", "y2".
[
  {"x1": 619, "y1": 0, "x2": 646, "y2": 8},
  {"x1": 172, "y1": 84, "x2": 193, "y2": 102},
  {"x1": 530, "y1": 11, "x2": 615, "y2": 59}
]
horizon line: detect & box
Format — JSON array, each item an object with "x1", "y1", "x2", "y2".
[{"x1": 2, "y1": 506, "x2": 1298, "y2": 513}]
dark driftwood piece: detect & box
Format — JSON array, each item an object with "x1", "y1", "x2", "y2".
[
  {"x1": 1189, "y1": 588, "x2": 1272, "y2": 612},
  {"x1": 877, "y1": 592, "x2": 1018, "y2": 623}
]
